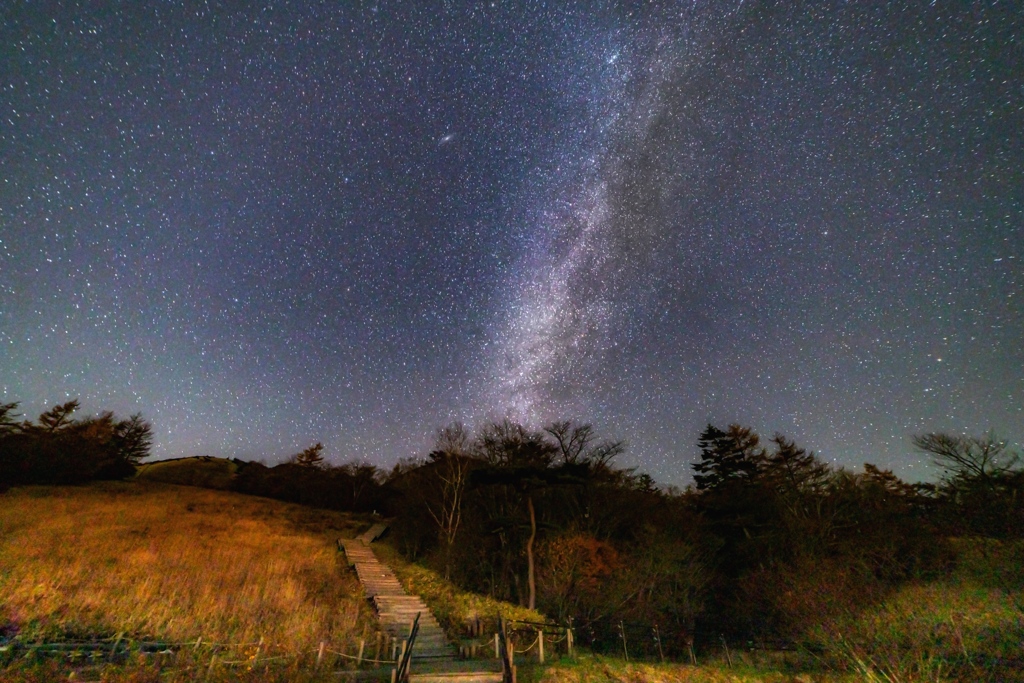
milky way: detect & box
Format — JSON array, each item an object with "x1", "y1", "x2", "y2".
[
  {"x1": 483, "y1": 6, "x2": 751, "y2": 427},
  {"x1": 486, "y1": 19, "x2": 686, "y2": 421},
  {"x1": 2, "y1": 3, "x2": 1021, "y2": 485}
]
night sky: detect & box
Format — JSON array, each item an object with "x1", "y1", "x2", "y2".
[{"x1": 2, "y1": 2, "x2": 1021, "y2": 485}]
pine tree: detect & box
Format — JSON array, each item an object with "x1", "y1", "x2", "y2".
[
  {"x1": 292, "y1": 442, "x2": 326, "y2": 469},
  {"x1": 692, "y1": 424, "x2": 764, "y2": 491}
]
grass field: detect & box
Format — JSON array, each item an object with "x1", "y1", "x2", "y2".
[
  {"x1": 0, "y1": 481, "x2": 371, "y2": 656},
  {"x1": 3, "y1": 481, "x2": 1021, "y2": 682},
  {"x1": 812, "y1": 576, "x2": 1024, "y2": 682}
]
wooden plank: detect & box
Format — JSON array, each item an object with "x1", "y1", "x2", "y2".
[{"x1": 340, "y1": 536, "x2": 468, "y2": 668}]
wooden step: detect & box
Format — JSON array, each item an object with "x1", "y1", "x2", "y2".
[
  {"x1": 409, "y1": 673, "x2": 503, "y2": 683},
  {"x1": 359, "y1": 523, "x2": 389, "y2": 544},
  {"x1": 340, "y1": 533, "x2": 461, "y2": 666},
  {"x1": 404, "y1": 634, "x2": 447, "y2": 642}
]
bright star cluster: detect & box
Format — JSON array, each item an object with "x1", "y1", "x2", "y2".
[{"x1": 1, "y1": 3, "x2": 1020, "y2": 485}]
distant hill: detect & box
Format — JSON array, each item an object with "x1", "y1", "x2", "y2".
[
  {"x1": 135, "y1": 456, "x2": 394, "y2": 516},
  {"x1": 135, "y1": 455, "x2": 240, "y2": 489}
]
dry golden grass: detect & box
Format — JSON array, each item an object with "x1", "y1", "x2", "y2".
[{"x1": 0, "y1": 481, "x2": 372, "y2": 655}]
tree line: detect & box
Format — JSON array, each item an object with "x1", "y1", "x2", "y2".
[
  {"x1": 383, "y1": 420, "x2": 1023, "y2": 654},
  {"x1": 2, "y1": 398, "x2": 1021, "y2": 656},
  {"x1": 0, "y1": 400, "x2": 152, "y2": 489}
]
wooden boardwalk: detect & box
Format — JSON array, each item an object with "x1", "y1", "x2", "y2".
[
  {"x1": 341, "y1": 526, "x2": 454, "y2": 663},
  {"x1": 341, "y1": 525, "x2": 501, "y2": 683}
]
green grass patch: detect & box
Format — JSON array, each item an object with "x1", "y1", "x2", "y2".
[
  {"x1": 948, "y1": 537, "x2": 1024, "y2": 593},
  {"x1": 135, "y1": 456, "x2": 239, "y2": 489},
  {"x1": 808, "y1": 577, "x2": 1024, "y2": 681},
  {"x1": 520, "y1": 654, "x2": 844, "y2": 683},
  {"x1": 373, "y1": 542, "x2": 546, "y2": 639}
]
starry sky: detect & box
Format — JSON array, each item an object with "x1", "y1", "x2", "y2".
[{"x1": 2, "y1": 2, "x2": 1021, "y2": 485}]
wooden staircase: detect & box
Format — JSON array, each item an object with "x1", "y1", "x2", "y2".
[
  {"x1": 341, "y1": 532, "x2": 455, "y2": 664},
  {"x1": 341, "y1": 526, "x2": 502, "y2": 683}
]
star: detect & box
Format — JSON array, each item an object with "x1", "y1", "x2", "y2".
[{"x1": 0, "y1": 2, "x2": 1019, "y2": 485}]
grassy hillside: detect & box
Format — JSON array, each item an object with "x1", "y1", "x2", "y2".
[
  {"x1": 135, "y1": 455, "x2": 239, "y2": 489},
  {"x1": 806, "y1": 539, "x2": 1024, "y2": 682},
  {"x1": 3, "y1": 481, "x2": 1020, "y2": 681},
  {"x1": 0, "y1": 481, "x2": 371, "y2": 654},
  {"x1": 373, "y1": 542, "x2": 546, "y2": 638}
]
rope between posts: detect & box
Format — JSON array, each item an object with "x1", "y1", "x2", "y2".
[
  {"x1": 461, "y1": 636, "x2": 500, "y2": 648},
  {"x1": 513, "y1": 633, "x2": 540, "y2": 654},
  {"x1": 216, "y1": 655, "x2": 291, "y2": 665},
  {"x1": 327, "y1": 649, "x2": 396, "y2": 664},
  {"x1": 8, "y1": 639, "x2": 385, "y2": 658}
]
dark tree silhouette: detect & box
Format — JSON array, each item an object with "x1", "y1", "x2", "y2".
[
  {"x1": 290, "y1": 442, "x2": 326, "y2": 469},
  {"x1": 474, "y1": 420, "x2": 558, "y2": 610},
  {"x1": 692, "y1": 424, "x2": 764, "y2": 491},
  {"x1": 112, "y1": 413, "x2": 154, "y2": 466},
  {"x1": 34, "y1": 400, "x2": 81, "y2": 433},
  {"x1": 0, "y1": 402, "x2": 21, "y2": 434},
  {"x1": 0, "y1": 399, "x2": 153, "y2": 485},
  {"x1": 913, "y1": 432, "x2": 1021, "y2": 482},
  {"x1": 915, "y1": 432, "x2": 1023, "y2": 538},
  {"x1": 545, "y1": 420, "x2": 625, "y2": 467}
]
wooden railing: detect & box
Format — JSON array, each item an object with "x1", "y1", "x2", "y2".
[
  {"x1": 498, "y1": 616, "x2": 516, "y2": 683},
  {"x1": 391, "y1": 612, "x2": 420, "y2": 683}
]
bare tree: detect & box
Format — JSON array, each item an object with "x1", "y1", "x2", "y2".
[
  {"x1": 913, "y1": 432, "x2": 1021, "y2": 483},
  {"x1": 426, "y1": 423, "x2": 474, "y2": 579},
  {"x1": 342, "y1": 461, "x2": 381, "y2": 509},
  {"x1": 545, "y1": 420, "x2": 625, "y2": 467}
]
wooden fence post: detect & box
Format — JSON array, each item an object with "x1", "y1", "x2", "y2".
[
  {"x1": 619, "y1": 621, "x2": 629, "y2": 662},
  {"x1": 357, "y1": 638, "x2": 366, "y2": 666},
  {"x1": 317, "y1": 641, "x2": 326, "y2": 668},
  {"x1": 538, "y1": 630, "x2": 544, "y2": 664},
  {"x1": 207, "y1": 654, "x2": 218, "y2": 678},
  {"x1": 494, "y1": 633, "x2": 499, "y2": 659}
]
